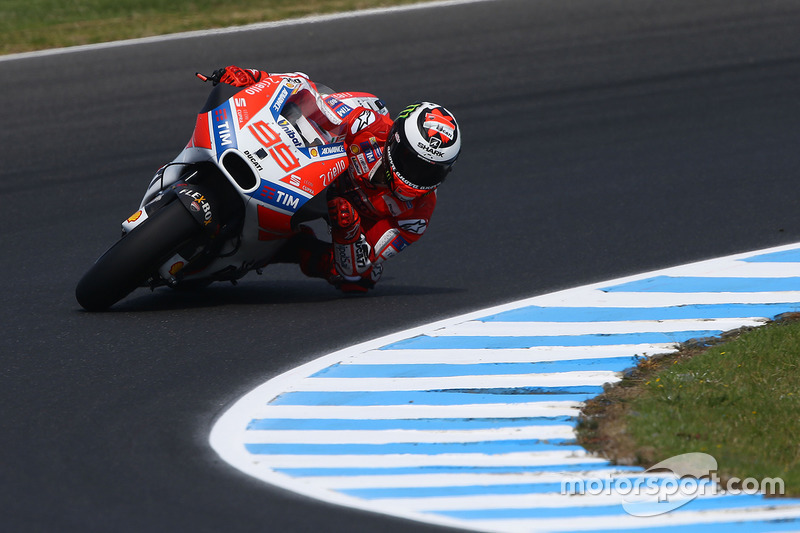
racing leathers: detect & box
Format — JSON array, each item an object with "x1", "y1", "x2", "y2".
[
  {"x1": 323, "y1": 105, "x2": 436, "y2": 292},
  {"x1": 216, "y1": 66, "x2": 436, "y2": 293}
]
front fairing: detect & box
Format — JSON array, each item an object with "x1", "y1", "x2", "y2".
[{"x1": 138, "y1": 77, "x2": 351, "y2": 283}]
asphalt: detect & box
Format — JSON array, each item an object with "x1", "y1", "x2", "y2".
[{"x1": 2, "y1": 0, "x2": 800, "y2": 531}]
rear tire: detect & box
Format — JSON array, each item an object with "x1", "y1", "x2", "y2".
[{"x1": 76, "y1": 200, "x2": 201, "y2": 311}]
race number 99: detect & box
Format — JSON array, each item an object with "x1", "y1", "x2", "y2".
[{"x1": 248, "y1": 121, "x2": 301, "y2": 173}]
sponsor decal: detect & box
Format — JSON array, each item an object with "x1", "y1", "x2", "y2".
[
  {"x1": 335, "y1": 105, "x2": 353, "y2": 118},
  {"x1": 277, "y1": 118, "x2": 304, "y2": 149},
  {"x1": 396, "y1": 103, "x2": 422, "y2": 120},
  {"x1": 334, "y1": 238, "x2": 371, "y2": 276},
  {"x1": 320, "y1": 158, "x2": 348, "y2": 186},
  {"x1": 244, "y1": 79, "x2": 274, "y2": 95},
  {"x1": 212, "y1": 102, "x2": 237, "y2": 155},
  {"x1": 178, "y1": 188, "x2": 213, "y2": 226},
  {"x1": 399, "y1": 218, "x2": 428, "y2": 235},
  {"x1": 350, "y1": 153, "x2": 370, "y2": 176},
  {"x1": 359, "y1": 141, "x2": 377, "y2": 163},
  {"x1": 390, "y1": 234, "x2": 411, "y2": 252},
  {"x1": 354, "y1": 237, "x2": 370, "y2": 270},
  {"x1": 233, "y1": 97, "x2": 251, "y2": 128},
  {"x1": 375, "y1": 231, "x2": 409, "y2": 263},
  {"x1": 281, "y1": 173, "x2": 316, "y2": 195},
  {"x1": 324, "y1": 96, "x2": 353, "y2": 118},
  {"x1": 419, "y1": 107, "x2": 457, "y2": 149},
  {"x1": 251, "y1": 181, "x2": 306, "y2": 213},
  {"x1": 168, "y1": 261, "x2": 185, "y2": 276},
  {"x1": 126, "y1": 210, "x2": 142, "y2": 224},
  {"x1": 350, "y1": 110, "x2": 375, "y2": 134},
  {"x1": 379, "y1": 247, "x2": 398, "y2": 262},
  {"x1": 270, "y1": 85, "x2": 291, "y2": 119},
  {"x1": 243, "y1": 150, "x2": 264, "y2": 171},
  {"x1": 319, "y1": 144, "x2": 345, "y2": 157},
  {"x1": 375, "y1": 229, "x2": 400, "y2": 259},
  {"x1": 335, "y1": 243, "x2": 354, "y2": 275},
  {"x1": 417, "y1": 141, "x2": 445, "y2": 158},
  {"x1": 369, "y1": 137, "x2": 382, "y2": 152}
]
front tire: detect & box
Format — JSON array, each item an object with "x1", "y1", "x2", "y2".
[{"x1": 76, "y1": 200, "x2": 201, "y2": 311}]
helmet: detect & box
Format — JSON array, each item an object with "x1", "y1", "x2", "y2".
[{"x1": 383, "y1": 102, "x2": 461, "y2": 199}]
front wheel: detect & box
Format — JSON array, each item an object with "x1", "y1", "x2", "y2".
[{"x1": 76, "y1": 200, "x2": 201, "y2": 311}]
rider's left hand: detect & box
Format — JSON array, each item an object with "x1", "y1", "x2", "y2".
[{"x1": 214, "y1": 66, "x2": 262, "y2": 87}]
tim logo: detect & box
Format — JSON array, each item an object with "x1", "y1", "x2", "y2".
[{"x1": 213, "y1": 102, "x2": 236, "y2": 151}]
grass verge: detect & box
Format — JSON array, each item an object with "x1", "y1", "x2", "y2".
[
  {"x1": 1, "y1": 0, "x2": 424, "y2": 55},
  {"x1": 577, "y1": 313, "x2": 800, "y2": 496}
]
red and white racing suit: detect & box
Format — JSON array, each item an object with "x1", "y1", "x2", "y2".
[
  {"x1": 219, "y1": 66, "x2": 436, "y2": 292},
  {"x1": 324, "y1": 100, "x2": 436, "y2": 291}
]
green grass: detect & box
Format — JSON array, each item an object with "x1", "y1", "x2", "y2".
[
  {"x1": 0, "y1": 0, "x2": 424, "y2": 55},
  {"x1": 580, "y1": 318, "x2": 800, "y2": 496}
]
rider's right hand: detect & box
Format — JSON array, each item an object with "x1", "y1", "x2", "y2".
[{"x1": 328, "y1": 197, "x2": 361, "y2": 243}]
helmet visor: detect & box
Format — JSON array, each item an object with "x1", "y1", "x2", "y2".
[{"x1": 386, "y1": 133, "x2": 451, "y2": 190}]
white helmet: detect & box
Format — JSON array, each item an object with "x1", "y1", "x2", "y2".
[{"x1": 383, "y1": 102, "x2": 461, "y2": 197}]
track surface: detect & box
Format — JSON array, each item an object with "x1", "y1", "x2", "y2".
[{"x1": 2, "y1": 0, "x2": 800, "y2": 531}]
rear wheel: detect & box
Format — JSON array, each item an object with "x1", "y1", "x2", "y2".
[{"x1": 76, "y1": 200, "x2": 201, "y2": 311}]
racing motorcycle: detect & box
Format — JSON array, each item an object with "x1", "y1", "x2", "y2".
[{"x1": 76, "y1": 73, "x2": 381, "y2": 311}]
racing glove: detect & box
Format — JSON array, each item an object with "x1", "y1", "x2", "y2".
[
  {"x1": 328, "y1": 197, "x2": 361, "y2": 243},
  {"x1": 211, "y1": 66, "x2": 263, "y2": 87}
]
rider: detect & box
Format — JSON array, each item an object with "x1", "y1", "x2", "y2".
[{"x1": 212, "y1": 66, "x2": 462, "y2": 293}]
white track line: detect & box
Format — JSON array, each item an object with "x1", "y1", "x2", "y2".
[{"x1": 0, "y1": 0, "x2": 501, "y2": 63}]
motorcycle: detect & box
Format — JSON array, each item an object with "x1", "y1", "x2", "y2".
[{"x1": 76, "y1": 72, "x2": 384, "y2": 311}]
